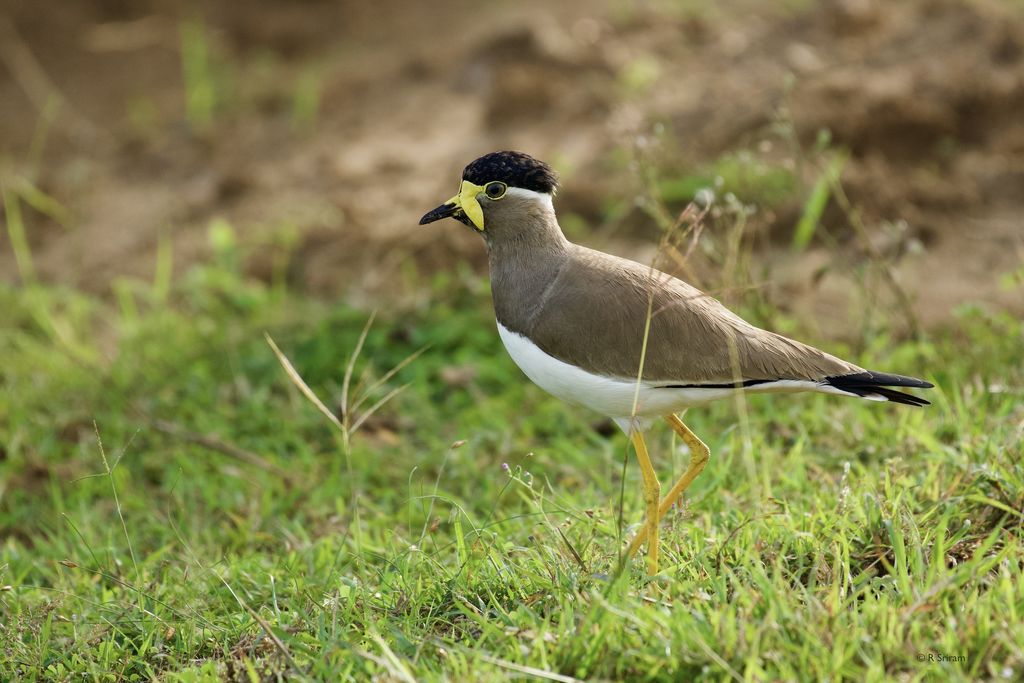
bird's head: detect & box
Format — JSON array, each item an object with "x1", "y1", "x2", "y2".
[{"x1": 419, "y1": 151, "x2": 559, "y2": 238}]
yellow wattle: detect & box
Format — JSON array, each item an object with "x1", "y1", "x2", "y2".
[{"x1": 457, "y1": 180, "x2": 486, "y2": 230}]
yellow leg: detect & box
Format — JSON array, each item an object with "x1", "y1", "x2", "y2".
[
  {"x1": 626, "y1": 414, "x2": 710, "y2": 559},
  {"x1": 629, "y1": 429, "x2": 661, "y2": 575}
]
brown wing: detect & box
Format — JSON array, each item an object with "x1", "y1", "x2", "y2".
[{"x1": 522, "y1": 246, "x2": 861, "y2": 383}]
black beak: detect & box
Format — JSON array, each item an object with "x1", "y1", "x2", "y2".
[{"x1": 419, "y1": 202, "x2": 459, "y2": 225}]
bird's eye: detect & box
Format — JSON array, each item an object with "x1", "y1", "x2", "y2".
[{"x1": 484, "y1": 182, "x2": 507, "y2": 200}]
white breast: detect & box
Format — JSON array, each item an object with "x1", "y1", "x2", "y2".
[
  {"x1": 495, "y1": 323, "x2": 872, "y2": 430},
  {"x1": 496, "y1": 322, "x2": 739, "y2": 421}
]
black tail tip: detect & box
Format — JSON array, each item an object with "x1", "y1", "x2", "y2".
[{"x1": 825, "y1": 371, "x2": 934, "y2": 407}]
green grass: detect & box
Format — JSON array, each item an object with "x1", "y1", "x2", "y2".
[
  {"x1": 1, "y1": 247, "x2": 1023, "y2": 681},
  {"x1": 179, "y1": 18, "x2": 220, "y2": 131},
  {"x1": 658, "y1": 152, "x2": 799, "y2": 210}
]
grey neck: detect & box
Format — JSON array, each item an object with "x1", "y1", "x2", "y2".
[{"x1": 485, "y1": 215, "x2": 571, "y2": 335}]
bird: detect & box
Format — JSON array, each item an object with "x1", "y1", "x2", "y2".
[{"x1": 419, "y1": 150, "x2": 933, "y2": 575}]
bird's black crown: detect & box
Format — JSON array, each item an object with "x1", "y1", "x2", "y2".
[{"x1": 462, "y1": 151, "x2": 558, "y2": 195}]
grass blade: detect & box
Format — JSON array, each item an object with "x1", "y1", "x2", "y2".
[
  {"x1": 265, "y1": 332, "x2": 344, "y2": 433},
  {"x1": 793, "y1": 152, "x2": 847, "y2": 250}
]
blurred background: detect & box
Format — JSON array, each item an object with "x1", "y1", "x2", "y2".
[
  {"x1": 3, "y1": 2, "x2": 1024, "y2": 678},
  {"x1": 2, "y1": 0, "x2": 1021, "y2": 334}
]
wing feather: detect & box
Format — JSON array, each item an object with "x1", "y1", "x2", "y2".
[{"x1": 523, "y1": 246, "x2": 861, "y2": 383}]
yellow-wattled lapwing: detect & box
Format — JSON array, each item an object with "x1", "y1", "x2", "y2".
[{"x1": 420, "y1": 151, "x2": 932, "y2": 575}]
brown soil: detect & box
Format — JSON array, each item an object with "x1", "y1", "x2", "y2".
[{"x1": 1, "y1": 0, "x2": 1021, "y2": 334}]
